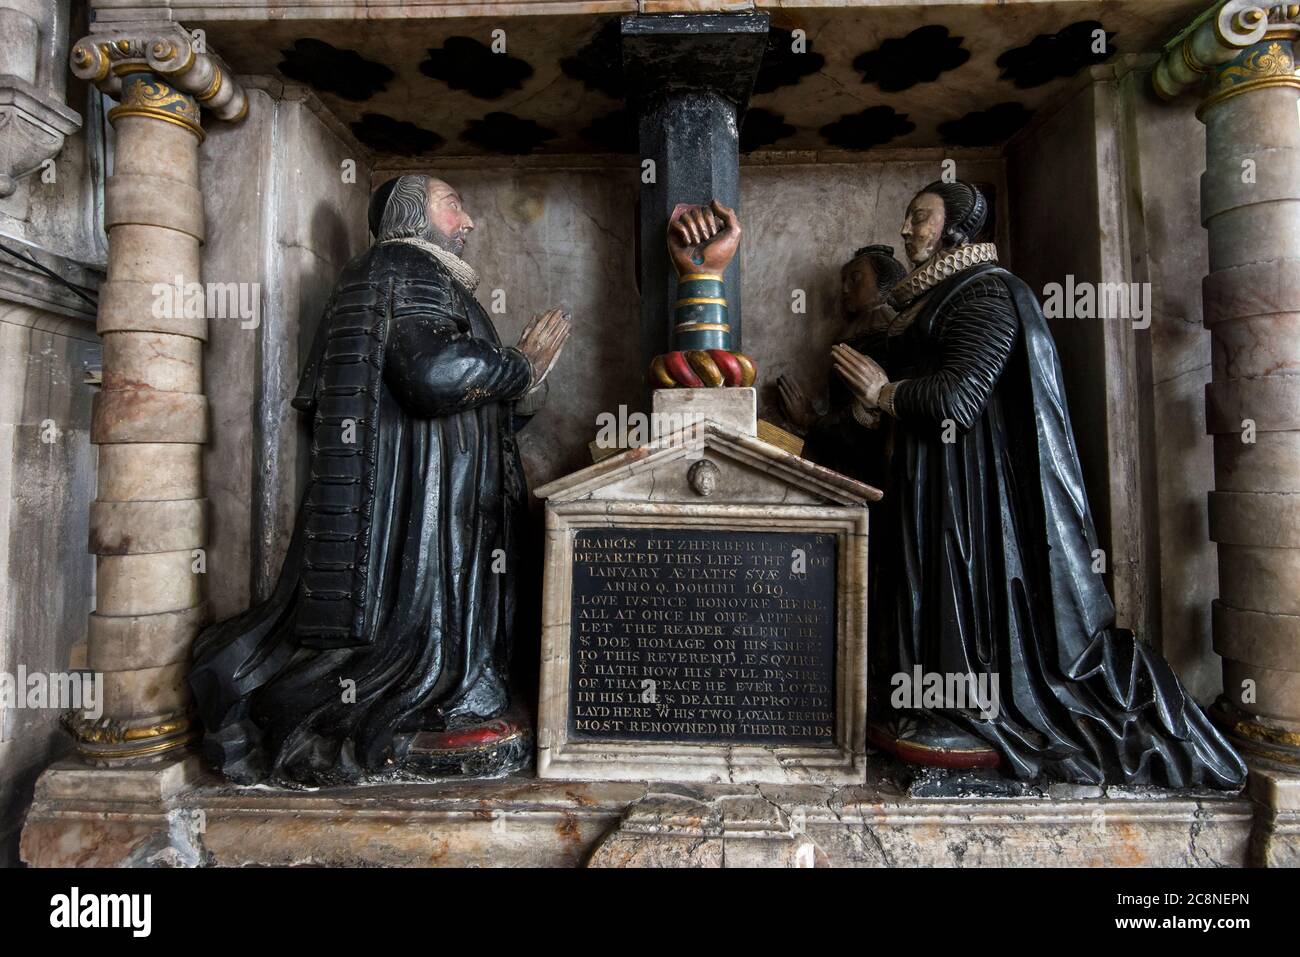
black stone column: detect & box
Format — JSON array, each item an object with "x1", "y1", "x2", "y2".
[{"x1": 621, "y1": 13, "x2": 769, "y2": 375}]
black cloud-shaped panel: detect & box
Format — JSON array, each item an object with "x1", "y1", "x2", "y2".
[
  {"x1": 350, "y1": 113, "x2": 443, "y2": 156},
  {"x1": 997, "y1": 21, "x2": 1117, "y2": 89},
  {"x1": 938, "y1": 102, "x2": 1034, "y2": 146},
  {"x1": 461, "y1": 112, "x2": 557, "y2": 155},
  {"x1": 852, "y1": 25, "x2": 970, "y2": 93},
  {"x1": 278, "y1": 38, "x2": 394, "y2": 102},
  {"x1": 581, "y1": 108, "x2": 637, "y2": 153},
  {"x1": 420, "y1": 37, "x2": 534, "y2": 100},
  {"x1": 561, "y1": 18, "x2": 625, "y2": 100},
  {"x1": 820, "y1": 106, "x2": 916, "y2": 150},
  {"x1": 754, "y1": 26, "x2": 825, "y2": 94},
  {"x1": 741, "y1": 108, "x2": 796, "y2": 152}
]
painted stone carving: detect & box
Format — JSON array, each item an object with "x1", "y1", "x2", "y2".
[
  {"x1": 833, "y1": 180, "x2": 1246, "y2": 788},
  {"x1": 778, "y1": 243, "x2": 908, "y2": 489},
  {"x1": 190, "y1": 175, "x2": 571, "y2": 786},
  {"x1": 649, "y1": 200, "x2": 756, "y2": 389}
]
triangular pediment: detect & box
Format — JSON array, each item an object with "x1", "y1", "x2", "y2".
[{"x1": 534, "y1": 420, "x2": 882, "y2": 506}]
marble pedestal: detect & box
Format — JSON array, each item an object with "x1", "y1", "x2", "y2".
[
  {"x1": 20, "y1": 757, "x2": 1263, "y2": 868},
  {"x1": 1248, "y1": 766, "x2": 1300, "y2": 867}
]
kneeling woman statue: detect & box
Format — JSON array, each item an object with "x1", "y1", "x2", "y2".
[{"x1": 834, "y1": 180, "x2": 1245, "y2": 788}]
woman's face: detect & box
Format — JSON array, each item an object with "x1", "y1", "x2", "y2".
[
  {"x1": 841, "y1": 257, "x2": 882, "y2": 319},
  {"x1": 901, "y1": 192, "x2": 946, "y2": 266}
]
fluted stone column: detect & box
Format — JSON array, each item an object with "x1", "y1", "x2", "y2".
[{"x1": 67, "y1": 29, "x2": 245, "y2": 764}]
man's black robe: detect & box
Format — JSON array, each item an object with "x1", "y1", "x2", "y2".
[
  {"x1": 879, "y1": 262, "x2": 1245, "y2": 788},
  {"x1": 190, "y1": 241, "x2": 535, "y2": 785}
]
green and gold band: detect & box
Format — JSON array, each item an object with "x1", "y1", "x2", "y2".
[
  {"x1": 672, "y1": 274, "x2": 731, "y2": 351},
  {"x1": 674, "y1": 299, "x2": 729, "y2": 351}
]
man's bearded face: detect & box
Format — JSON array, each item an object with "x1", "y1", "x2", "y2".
[
  {"x1": 901, "y1": 192, "x2": 946, "y2": 266},
  {"x1": 424, "y1": 180, "x2": 475, "y2": 255}
]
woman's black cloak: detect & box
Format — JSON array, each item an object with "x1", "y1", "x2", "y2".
[{"x1": 879, "y1": 261, "x2": 1245, "y2": 788}]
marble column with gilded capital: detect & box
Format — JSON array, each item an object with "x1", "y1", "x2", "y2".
[
  {"x1": 1155, "y1": 6, "x2": 1300, "y2": 859},
  {"x1": 67, "y1": 27, "x2": 246, "y2": 764}
]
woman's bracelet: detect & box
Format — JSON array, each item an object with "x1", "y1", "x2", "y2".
[
  {"x1": 850, "y1": 401, "x2": 880, "y2": 428},
  {"x1": 879, "y1": 381, "x2": 902, "y2": 418}
]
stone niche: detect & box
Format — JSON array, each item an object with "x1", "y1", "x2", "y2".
[{"x1": 534, "y1": 388, "x2": 879, "y2": 784}]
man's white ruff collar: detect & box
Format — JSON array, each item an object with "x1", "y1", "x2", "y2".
[{"x1": 382, "y1": 237, "x2": 480, "y2": 293}]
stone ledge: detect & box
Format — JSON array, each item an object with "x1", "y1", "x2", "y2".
[{"x1": 20, "y1": 761, "x2": 1263, "y2": 868}]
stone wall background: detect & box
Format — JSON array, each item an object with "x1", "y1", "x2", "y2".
[
  {"x1": 403, "y1": 154, "x2": 1007, "y2": 489},
  {"x1": 200, "y1": 83, "x2": 372, "y2": 620},
  {"x1": 0, "y1": 0, "x2": 99, "y2": 866},
  {"x1": 1007, "y1": 74, "x2": 1154, "y2": 653},
  {"x1": 1005, "y1": 62, "x2": 1219, "y2": 700},
  {"x1": 1118, "y1": 69, "x2": 1220, "y2": 700}
]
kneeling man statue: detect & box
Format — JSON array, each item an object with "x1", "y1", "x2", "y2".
[{"x1": 191, "y1": 174, "x2": 571, "y2": 786}]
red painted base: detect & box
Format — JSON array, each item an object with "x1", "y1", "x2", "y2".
[{"x1": 865, "y1": 720, "x2": 1004, "y2": 771}]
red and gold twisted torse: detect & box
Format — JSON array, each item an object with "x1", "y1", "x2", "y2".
[{"x1": 651, "y1": 200, "x2": 757, "y2": 388}]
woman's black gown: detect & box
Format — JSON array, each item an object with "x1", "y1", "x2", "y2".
[{"x1": 868, "y1": 261, "x2": 1244, "y2": 788}]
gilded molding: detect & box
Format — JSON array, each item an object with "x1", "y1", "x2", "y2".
[
  {"x1": 107, "y1": 73, "x2": 204, "y2": 141},
  {"x1": 1198, "y1": 39, "x2": 1300, "y2": 117},
  {"x1": 1212, "y1": 702, "x2": 1300, "y2": 769},
  {"x1": 1181, "y1": 39, "x2": 1212, "y2": 76},
  {"x1": 195, "y1": 69, "x2": 223, "y2": 103},
  {"x1": 77, "y1": 732, "x2": 199, "y2": 761},
  {"x1": 1267, "y1": 3, "x2": 1300, "y2": 24},
  {"x1": 673, "y1": 322, "x2": 731, "y2": 333},
  {"x1": 70, "y1": 716, "x2": 191, "y2": 745},
  {"x1": 1153, "y1": 2, "x2": 1271, "y2": 100},
  {"x1": 64, "y1": 713, "x2": 197, "y2": 761},
  {"x1": 70, "y1": 23, "x2": 248, "y2": 129},
  {"x1": 1215, "y1": 40, "x2": 1297, "y2": 88}
]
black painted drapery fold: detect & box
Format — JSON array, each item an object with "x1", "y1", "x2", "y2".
[
  {"x1": 190, "y1": 243, "x2": 534, "y2": 786},
  {"x1": 876, "y1": 264, "x2": 1245, "y2": 788}
]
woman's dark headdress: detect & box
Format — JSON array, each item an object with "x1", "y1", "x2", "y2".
[
  {"x1": 918, "y1": 180, "x2": 989, "y2": 248},
  {"x1": 850, "y1": 243, "x2": 908, "y2": 293}
]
